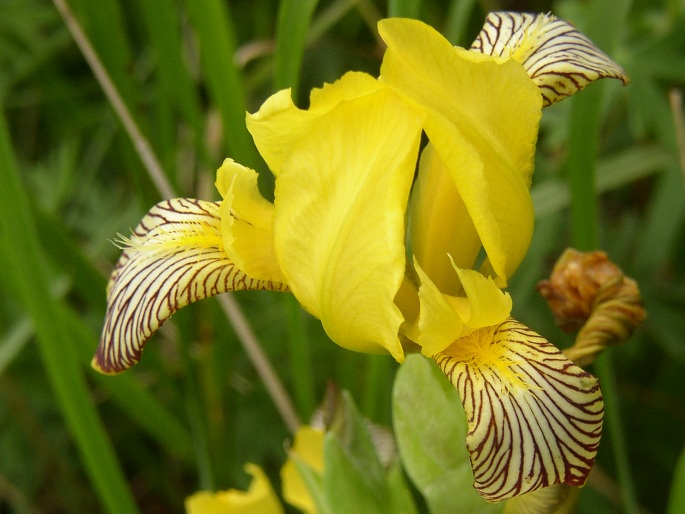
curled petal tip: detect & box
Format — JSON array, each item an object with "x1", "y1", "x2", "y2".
[{"x1": 472, "y1": 11, "x2": 629, "y2": 106}]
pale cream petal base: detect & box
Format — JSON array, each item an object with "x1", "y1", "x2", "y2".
[
  {"x1": 435, "y1": 318, "x2": 603, "y2": 501},
  {"x1": 94, "y1": 198, "x2": 287, "y2": 374}
]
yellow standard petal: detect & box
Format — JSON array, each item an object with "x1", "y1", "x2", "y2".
[
  {"x1": 281, "y1": 426, "x2": 325, "y2": 514},
  {"x1": 434, "y1": 318, "x2": 603, "y2": 501},
  {"x1": 273, "y1": 86, "x2": 423, "y2": 360},
  {"x1": 93, "y1": 199, "x2": 287, "y2": 374},
  {"x1": 246, "y1": 72, "x2": 383, "y2": 176},
  {"x1": 216, "y1": 158, "x2": 286, "y2": 283},
  {"x1": 185, "y1": 464, "x2": 284, "y2": 514},
  {"x1": 379, "y1": 18, "x2": 541, "y2": 283},
  {"x1": 471, "y1": 12, "x2": 629, "y2": 106}
]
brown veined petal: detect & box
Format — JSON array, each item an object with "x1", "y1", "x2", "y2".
[
  {"x1": 93, "y1": 198, "x2": 287, "y2": 374},
  {"x1": 434, "y1": 318, "x2": 603, "y2": 501},
  {"x1": 471, "y1": 12, "x2": 628, "y2": 106}
]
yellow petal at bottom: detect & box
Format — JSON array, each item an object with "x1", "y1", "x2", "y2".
[
  {"x1": 434, "y1": 318, "x2": 603, "y2": 501},
  {"x1": 185, "y1": 464, "x2": 284, "y2": 514}
]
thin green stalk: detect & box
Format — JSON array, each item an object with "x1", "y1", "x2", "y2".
[
  {"x1": 285, "y1": 295, "x2": 316, "y2": 419},
  {"x1": 361, "y1": 355, "x2": 394, "y2": 424},
  {"x1": 274, "y1": 0, "x2": 320, "y2": 98},
  {"x1": 0, "y1": 111, "x2": 139, "y2": 514},
  {"x1": 388, "y1": 0, "x2": 421, "y2": 18},
  {"x1": 567, "y1": 1, "x2": 638, "y2": 512},
  {"x1": 183, "y1": 0, "x2": 260, "y2": 169}
]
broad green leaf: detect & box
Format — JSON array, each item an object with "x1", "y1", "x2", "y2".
[
  {"x1": 667, "y1": 443, "x2": 685, "y2": 514},
  {"x1": 392, "y1": 354, "x2": 502, "y2": 514},
  {"x1": 324, "y1": 392, "x2": 391, "y2": 514}
]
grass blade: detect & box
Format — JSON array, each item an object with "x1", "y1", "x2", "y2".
[{"x1": 0, "y1": 110, "x2": 140, "y2": 514}]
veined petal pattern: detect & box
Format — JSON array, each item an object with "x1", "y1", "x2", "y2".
[
  {"x1": 471, "y1": 12, "x2": 628, "y2": 106},
  {"x1": 94, "y1": 198, "x2": 287, "y2": 374},
  {"x1": 435, "y1": 318, "x2": 603, "y2": 501}
]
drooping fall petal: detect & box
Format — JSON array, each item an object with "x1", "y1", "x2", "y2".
[
  {"x1": 434, "y1": 318, "x2": 603, "y2": 501},
  {"x1": 378, "y1": 18, "x2": 541, "y2": 284},
  {"x1": 273, "y1": 85, "x2": 424, "y2": 360},
  {"x1": 471, "y1": 12, "x2": 629, "y2": 106},
  {"x1": 185, "y1": 464, "x2": 284, "y2": 514},
  {"x1": 94, "y1": 199, "x2": 287, "y2": 374}
]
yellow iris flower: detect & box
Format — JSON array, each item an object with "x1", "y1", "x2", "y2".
[{"x1": 94, "y1": 12, "x2": 627, "y2": 501}]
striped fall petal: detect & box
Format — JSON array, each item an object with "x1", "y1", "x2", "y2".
[
  {"x1": 471, "y1": 12, "x2": 628, "y2": 106},
  {"x1": 434, "y1": 318, "x2": 603, "y2": 502},
  {"x1": 93, "y1": 198, "x2": 287, "y2": 374}
]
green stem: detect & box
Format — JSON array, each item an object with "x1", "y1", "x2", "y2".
[
  {"x1": 567, "y1": 2, "x2": 637, "y2": 510},
  {"x1": 285, "y1": 295, "x2": 316, "y2": 419}
]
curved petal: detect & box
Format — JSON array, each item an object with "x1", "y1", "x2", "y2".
[
  {"x1": 185, "y1": 464, "x2": 284, "y2": 514},
  {"x1": 378, "y1": 18, "x2": 540, "y2": 283},
  {"x1": 93, "y1": 199, "x2": 287, "y2": 374},
  {"x1": 273, "y1": 87, "x2": 423, "y2": 360},
  {"x1": 455, "y1": 267, "x2": 512, "y2": 329},
  {"x1": 409, "y1": 143, "x2": 481, "y2": 295},
  {"x1": 411, "y1": 263, "x2": 511, "y2": 357},
  {"x1": 281, "y1": 426, "x2": 325, "y2": 514},
  {"x1": 246, "y1": 72, "x2": 383, "y2": 176},
  {"x1": 434, "y1": 318, "x2": 603, "y2": 501},
  {"x1": 216, "y1": 159, "x2": 286, "y2": 283},
  {"x1": 471, "y1": 12, "x2": 629, "y2": 106}
]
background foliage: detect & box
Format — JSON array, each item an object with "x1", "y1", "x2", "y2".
[{"x1": 1, "y1": 0, "x2": 684, "y2": 512}]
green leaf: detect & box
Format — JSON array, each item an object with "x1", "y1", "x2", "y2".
[
  {"x1": 668, "y1": 443, "x2": 685, "y2": 514},
  {"x1": 274, "y1": 0, "x2": 320, "y2": 97},
  {"x1": 392, "y1": 354, "x2": 502, "y2": 514},
  {"x1": 324, "y1": 392, "x2": 391, "y2": 514},
  {"x1": 0, "y1": 108, "x2": 140, "y2": 513}
]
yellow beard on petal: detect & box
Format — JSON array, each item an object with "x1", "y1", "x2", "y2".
[{"x1": 442, "y1": 324, "x2": 529, "y2": 395}]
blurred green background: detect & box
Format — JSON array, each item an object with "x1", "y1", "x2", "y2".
[{"x1": 1, "y1": 0, "x2": 684, "y2": 512}]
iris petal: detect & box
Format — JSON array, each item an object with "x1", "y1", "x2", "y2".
[
  {"x1": 471, "y1": 12, "x2": 629, "y2": 106},
  {"x1": 435, "y1": 318, "x2": 603, "y2": 501},
  {"x1": 247, "y1": 72, "x2": 383, "y2": 176},
  {"x1": 273, "y1": 87, "x2": 423, "y2": 360},
  {"x1": 216, "y1": 159, "x2": 286, "y2": 283},
  {"x1": 410, "y1": 144, "x2": 481, "y2": 295},
  {"x1": 378, "y1": 18, "x2": 541, "y2": 283},
  {"x1": 94, "y1": 199, "x2": 287, "y2": 374}
]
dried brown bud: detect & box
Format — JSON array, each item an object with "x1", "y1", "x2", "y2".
[{"x1": 537, "y1": 248, "x2": 646, "y2": 367}]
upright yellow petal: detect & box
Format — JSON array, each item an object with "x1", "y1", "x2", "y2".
[
  {"x1": 409, "y1": 144, "x2": 481, "y2": 295},
  {"x1": 216, "y1": 158, "x2": 286, "y2": 283},
  {"x1": 185, "y1": 464, "x2": 284, "y2": 514},
  {"x1": 93, "y1": 199, "x2": 287, "y2": 374},
  {"x1": 378, "y1": 18, "x2": 541, "y2": 283},
  {"x1": 435, "y1": 318, "x2": 603, "y2": 501},
  {"x1": 247, "y1": 72, "x2": 383, "y2": 176},
  {"x1": 273, "y1": 86, "x2": 423, "y2": 360},
  {"x1": 471, "y1": 12, "x2": 629, "y2": 106}
]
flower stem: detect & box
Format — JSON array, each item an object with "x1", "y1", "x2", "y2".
[{"x1": 567, "y1": 1, "x2": 638, "y2": 509}]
